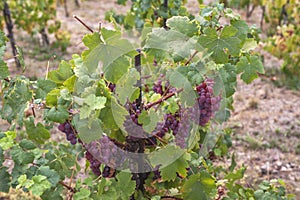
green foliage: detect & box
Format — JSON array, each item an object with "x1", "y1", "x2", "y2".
[
  {"x1": 225, "y1": 0, "x2": 300, "y2": 89},
  {"x1": 0, "y1": 31, "x2": 9, "y2": 79},
  {"x1": 1, "y1": 76, "x2": 33, "y2": 125},
  {"x1": 0, "y1": 2, "x2": 293, "y2": 199},
  {"x1": 182, "y1": 171, "x2": 216, "y2": 200},
  {"x1": 106, "y1": 0, "x2": 191, "y2": 29},
  {"x1": 0, "y1": 0, "x2": 70, "y2": 50}
]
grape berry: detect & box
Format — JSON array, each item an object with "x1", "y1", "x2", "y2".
[{"x1": 58, "y1": 121, "x2": 78, "y2": 145}]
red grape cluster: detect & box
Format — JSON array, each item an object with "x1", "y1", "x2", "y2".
[
  {"x1": 152, "y1": 75, "x2": 173, "y2": 95},
  {"x1": 165, "y1": 113, "x2": 180, "y2": 135},
  {"x1": 85, "y1": 151, "x2": 101, "y2": 176},
  {"x1": 85, "y1": 136, "x2": 125, "y2": 169},
  {"x1": 196, "y1": 78, "x2": 221, "y2": 126},
  {"x1": 175, "y1": 110, "x2": 192, "y2": 148},
  {"x1": 58, "y1": 121, "x2": 77, "y2": 145}
]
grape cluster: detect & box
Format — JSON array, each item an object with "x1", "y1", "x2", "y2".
[
  {"x1": 85, "y1": 150, "x2": 101, "y2": 176},
  {"x1": 165, "y1": 113, "x2": 180, "y2": 135},
  {"x1": 152, "y1": 77, "x2": 163, "y2": 95},
  {"x1": 128, "y1": 102, "x2": 141, "y2": 125},
  {"x1": 196, "y1": 78, "x2": 221, "y2": 126},
  {"x1": 174, "y1": 109, "x2": 194, "y2": 148},
  {"x1": 58, "y1": 121, "x2": 77, "y2": 145},
  {"x1": 152, "y1": 75, "x2": 173, "y2": 95},
  {"x1": 124, "y1": 101, "x2": 149, "y2": 139},
  {"x1": 85, "y1": 136, "x2": 126, "y2": 169}
]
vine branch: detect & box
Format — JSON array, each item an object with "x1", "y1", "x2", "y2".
[
  {"x1": 73, "y1": 15, "x2": 94, "y2": 33},
  {"x1": 144, "y1": 88, "x2": 183, "y2": 110},
  {"x1": 185, "y1": 50, "x2": 198, "y2": 66},
  {"x1": 59, "y1": 181, "x2": 76, "y2": 193}
]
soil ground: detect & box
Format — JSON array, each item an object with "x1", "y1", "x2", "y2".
[{"x1": 2, "y1": 0, "x2": 300, "y2": 198}]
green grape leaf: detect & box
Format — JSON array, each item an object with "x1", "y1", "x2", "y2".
[
  {"x1": 0, "y1": 31, "x2": 8, "y2": 56},
  {"x1": 144, "y1": 28, "x2": 198, "y2": 62},
  {"x1": 75, "y1": 117, "x2": 103, "y2": 143},
  {"x1": 149, "y1": 145, "x2": 187, "y2": 181},
  {"x1": 0, "y1": 147, "x2": 3, "y2": 165},
  {"x1": 198, "y1": 26, "x2": 241, "y2": 63},
  {"x1": 63, "y1": 75, "x2": 76, "y2": 92},
  {"x1": 48, "y1": 60, "x2": 73, "y2": 85},
  {"x1": 0, "y1": 60, "x2": 9, "y2": 80},
  {"x1": 60, "y1": 88, "x2": 72, "y2": 101},
  {"x1": 74, "y1": 188, "x2": 91, "y2": 200},
  {"x1": 0, "y1": 131, "x2": 16, "y2": 150},
  {"x1": 37, "y1": 166, "x2": 60, "y2": 186},
  {"x1": 82, "y1": 30, "x2": 136, "y2": 75},
  {"x1": 46, "y1": 106, "x2": 69, "y2": 123},
  {"x1": 236, "y1": 55, "x2": 264, "y2": 84},
  {"x1": 225, "y1": 167, "x2": 246, "y2": 183},
  {"x1": 100, "y1": 97, "x2": 128, "y2": 132},
  {"x1": 16, "y1": 45, "x2": 26, "y2": 70},
  {"x1": 231, "y1": 19, "x2": 249, "y2": 41},
  {"x1": 219, "y1": 63, "x2": 237, "y2": 98},
  {"x1": 167, "y1": 70, "x2": 195, "y2": 107},
  {"x1": 138, "y1": 109, "x2": 160, "y2": 133},
  {"x1": 115, "y1": 68, "x2": 140, "y2": 105},
  {"x1": 41, "y1": 185, "x2": 64, "y2": 200},
  {"x1": 0, "y1": 31, "x2": 9, "y2": 79},
  {"x1": 84, "y1": 94, "x2": 106, "y2": 110},
  {"x1": 46, "y1": 89, "x2": 60, "y2": 106},
  {"x1": 0, "y1": 167, "x2": 10, "y2": 192},
  {"x1": 166, "y1": 16, "x2": 198, "y2": 37},
  {"x1": 117, "y1": 0, "x2": 127, "y2": 5},
  {"x1": 30, "y1": 175, "x2": 52, "y2": 196},
  {"x1": 104, "y1": 56, "x2": 131, "y2": 83},
  {"x1": 100, "y1": 172, "x2": 135, "y2": 200},
  {"x1": 75, "y1": 94, "x2": 106, "y2": 119},
  {"x1": 168, "y1": 100, "x2": 180, "y2": 114},
  {"x1": 19, "y1": 139, "x2": 36, "y2": 150},
  {"x1": 138, "y1": 110, "x2": 150, "y2": 125},
  {"x1": 24, "y1": 118, "x2": 50, "y2": 144},
  {"x1": 35, "y1": 79, "x2": 57, "y2": 99},
  {"x1": 160, "y1": 154, "x2": 189, "y2": 181},
  {"x1": 182, "y1": 171, "x2": 216, "y2": 200},
  {"x1": 241, "y1": 38, "x2": 257, "y2": 52},
  {"x1": 114, "y1": 172, "x2": 136, "y2": 200},
  {"x1": 1, "y1": 76, "x2": 32, "y2": 124},
  {"x1": 11, "y1": 146, "x2": 35, "y2": 165}
]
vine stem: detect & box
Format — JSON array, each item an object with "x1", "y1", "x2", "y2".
[
  {"x1": 59, "y1": 181, "x2": 76, "y2": 193},
  {"x1": 3, "y1": 1, "x2": 21, "y2": 68},
  {"x1": 73, "y1": 15, "x2": 94, "y2": 33},
  {"x1": 144, "y1": 88, "x2": 183, "y2": 110},
  {"x1": 185, "y1": 50, "x2": 198, "y2": 66}
]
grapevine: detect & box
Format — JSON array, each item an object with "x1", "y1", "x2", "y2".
[{"x1": 0, "y1": 2, "x2": 294, "y2": 200}]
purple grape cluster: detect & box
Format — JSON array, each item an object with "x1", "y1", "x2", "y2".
[
  {"x1": 85, "y1": 151, "x2": 101, "y2": 176},
  {"x1": 128, "y1": 102, "x2": 141, "y2": 125},
  {"x1": 58, "y1": 121, "x2": 77, "y2": 145},
  {"x1": 152, "y1": 75, "x2": 173, "y2": 95},
  {"x1": 85, "y1": 136, "x2": 126, "y2": 169},
  {"x1": 165, "y1": 113, "x2": 180, "y2": 135},
  {"x1": 196, "y1": 78, "x2": 221, "y2": 126},
  {"x1": 153, "y1": 76, "x2": 163, "y2": 95},
  {"x1": 174, "y1": 109, "x2": 193, "y2": 148}
]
